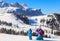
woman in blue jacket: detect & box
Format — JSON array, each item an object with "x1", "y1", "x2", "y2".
[{"x1": 28, "y1": 28, "x2": 32, "y2": 40}]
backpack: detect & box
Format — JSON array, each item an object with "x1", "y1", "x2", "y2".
[{"x1": 42, "y1": 30, "x2": 44, "y2": 36}]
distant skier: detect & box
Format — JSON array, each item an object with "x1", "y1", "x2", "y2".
[
  {"x1": 28, "y1": 28, "x2": 32, "y2": 40},
  {"x1": 36, "y1": 25, "x2": 44, "y2": 40}
]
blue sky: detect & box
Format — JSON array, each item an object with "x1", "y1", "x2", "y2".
[{"x1": 2, "y1": 0, "x2": 60, "y2": 14}]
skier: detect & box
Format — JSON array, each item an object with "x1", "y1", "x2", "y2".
[
  {"x1": 28, "y1": 28, "x2": 32, "y2": 40},
  {"x1": 36, "y1": 25, "x2": 44, "y2": 40}
]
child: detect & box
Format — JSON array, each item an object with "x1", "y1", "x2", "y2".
[{"x1": 28, "y1": 28, "x2": 32, "y2": 40}]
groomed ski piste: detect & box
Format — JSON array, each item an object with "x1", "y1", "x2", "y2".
[{"x1": 0, "y1": 33, "x2": 60, "y2": 41}]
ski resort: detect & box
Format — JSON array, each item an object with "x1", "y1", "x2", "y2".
[{"x1": 0, "y1": 0, "x2": 60, "y2": 41}]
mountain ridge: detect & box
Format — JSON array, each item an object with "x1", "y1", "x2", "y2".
[{"x1": 0, "y1": 1, "x2": 44, "y2": 16}]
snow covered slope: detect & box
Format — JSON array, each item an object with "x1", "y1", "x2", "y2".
[
  {"x1": 0, "y1": 33, "x2": 60, "y2": 41},
  {"x1": 0, "y1": 12, "x2": 39, "y2": 33}
]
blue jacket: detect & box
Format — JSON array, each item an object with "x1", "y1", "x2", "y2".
[{"x1": 28, "y1": 29, "x2": 32, "y2": 37}]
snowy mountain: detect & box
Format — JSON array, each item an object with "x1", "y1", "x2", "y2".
[
  {"x1": 0, "y1": 12, "x2": 38, "y2": 32},
  {"x1": 0, "y1": 11, "x2": 52, "y2": 35},
  {"x1": 0, "y1": 1, "x2": 43, "y2": 16},
  {"x1": 0, "y1": 1, "x2": 44, "y2": 25},
  {"x1": 0, "y1": 12, "x2": 55, "y2": 37},
  {"x1": 0, "y1": 1, "x2": 23, "y2": 8},
  {"x1": 13, "y1": 8, "x2": 43, "y2": 16}
]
